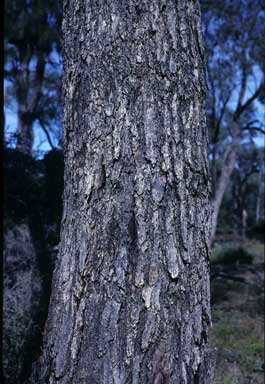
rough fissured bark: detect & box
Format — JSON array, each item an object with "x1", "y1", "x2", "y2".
[{"x1": 36, "y1": 1, "x2": 214, "y2": 383}]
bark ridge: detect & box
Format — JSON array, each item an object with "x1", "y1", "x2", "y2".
[{"x1": 36, "y1": 1, "x2": 214, "y2": 383}]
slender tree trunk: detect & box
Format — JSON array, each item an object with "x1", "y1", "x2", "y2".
[
  {"x1": 255, "y1": 171, "x2": 262, "y2": 224},
  {"x1": 210, "y1": 135, "x2": 238, "y2": 246},
  {"x1": 242, "y1": 209, "x2": 248, "y2": 241},
  {"x1": 35, "y1": 1, "x2": 214, "y2": 383},
  {"x1": 15, "y1": 49, "x2": 33, "y2": 156},
  {"x1": 16, "y1": 111, "x2": 34, "y2": 155},
  {"x1": 16, "y1": 51, "x2": 45, "y2": 155},
  {"x1": 211, "y1": 144, "x2": 217, "y2": 197}
]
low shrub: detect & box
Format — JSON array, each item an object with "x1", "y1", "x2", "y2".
[{"x1": 212, "y1": 247, "x2": 254, "y2": 266}]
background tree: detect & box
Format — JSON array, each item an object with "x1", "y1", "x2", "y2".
[
  {"x1": 33, "y1": 1, "x2": 215, "y2": 383},
  {"x1": 231, "y1": 144, "x2": 264, "y2": 235},
  {"x1": 4, "y1": 0, "x2": 62, "y2": 155},
  {"x1": 4, "y1": 2, "x2": 64, "y2": 382},
  {"x1": 3, "y1": 148, "x2": 64, "y2": 384},
  {"x1": 216, "y1": 143, "x2": 264, "y2": 239},
  {"x1": 201, "y1": 0, "x2": 265, "y2": 245}
]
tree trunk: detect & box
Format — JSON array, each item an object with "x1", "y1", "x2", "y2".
[
  {"x1": 15, "y1": 49, "x2": 33, "y2": 156},
  {"x1": 210, "y1": 140, "x2": 237, "y2": 246},
  {"x1": 242, "y1": 209, "x2": 247, "y2": 241},
  {"x1": 255, "y1": 171, "x2": 262, "y2": 224},
  {"x1": 15, "y1": 51, "x2": 45, "y2": 156},
  {"x1": 16, "y1": 112, "x2": 34, "y2": 156},
  {"x1": 35, "y1": 1, "x2": 214, "y2": 383}
]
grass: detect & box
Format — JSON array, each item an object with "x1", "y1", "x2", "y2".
[
  {"x1": 210, "y1": 240, "x2": 264, "y2": 384},
  {"x1": 223, "y1": 376, "x2": 234, "y2": 384},
  {"x1": 210, "y1": 311, "x2": 264, "y2": 371}
]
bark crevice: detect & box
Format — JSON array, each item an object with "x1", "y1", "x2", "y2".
[{"x1": 35, "y1": 1, "x2": 214, "y2": 383}]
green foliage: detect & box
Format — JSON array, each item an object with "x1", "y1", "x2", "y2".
[
  {"x1": 202, "y1": 0, "x2": 265, "y2": 130},
  {"x1": 199, "y1": 1, "x2": 265, "y2": 248}
]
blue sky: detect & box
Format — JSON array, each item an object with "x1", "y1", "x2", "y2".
[
  {"x1": 4, "y1": 52, "x2": 264, "y2": 158},
  {"x1": 4, "y1": 47, "x2": 62, "y2": 157}
]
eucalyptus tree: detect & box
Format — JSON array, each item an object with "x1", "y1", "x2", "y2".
[
  {"x1": 230, "y1": 144, "x2": 264, "y2": 235},
  {"x1": 33, "y1": 0, "x2": 215, "y2": 383},
  {"x1": 4, "y1": 2, "x2": 62, "y2": 382},
  {"x1": 201, "y1": 0, "x2": 265, "y2": 244},
  {"x1": 4, "y1": 0, "x2": 62, "y2": 155}
]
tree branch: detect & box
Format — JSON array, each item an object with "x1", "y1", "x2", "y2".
[
  {"x1": 235, "y1": 79, "x2": 265, "y2": 118},
  {"x1": 217, "y1": 90, "x2": 232, "y2": 129},
  {"x1": 236, "y1": 61, "x2": 247, "y2": 111},
  {"x1": 243, "y1": 126, "x2": 265, "y2": 135},
  {"x1": 38, "y1": 118, "x2": 55, "y2": 149},
  {"x1": 28, "y1": 52, "x2": 46, "y2": 114}
]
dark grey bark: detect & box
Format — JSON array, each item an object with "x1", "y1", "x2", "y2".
[{"x1": 36, "y1": 1, "x2": 214, "y2": 383}]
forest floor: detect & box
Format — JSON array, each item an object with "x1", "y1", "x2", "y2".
[{"x1": 210, "y1": 240, "x2": 264, "y2": 384}]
